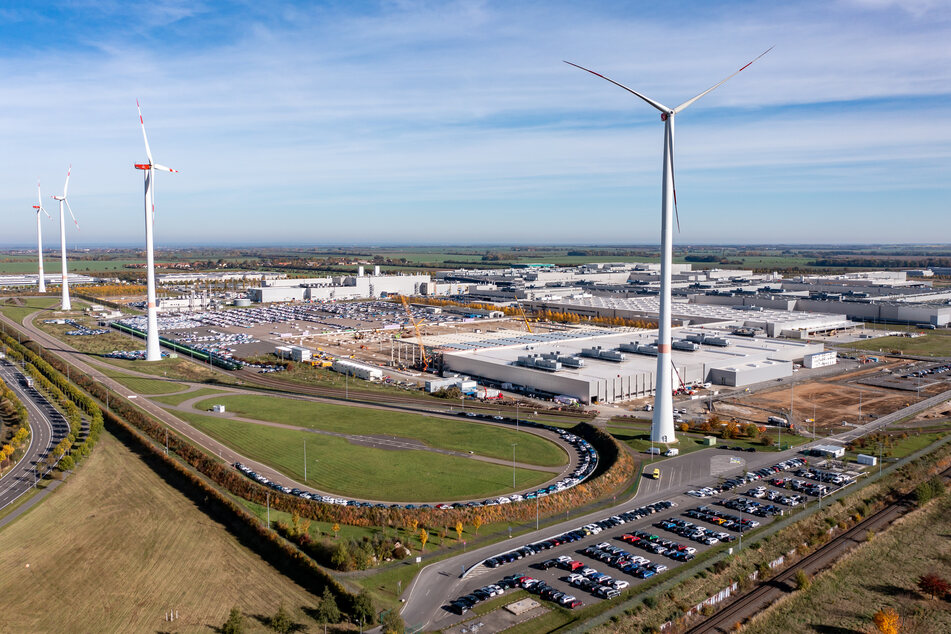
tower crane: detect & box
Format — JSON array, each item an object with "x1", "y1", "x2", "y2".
[{"x1": 399, "y1": 296, "x2": 429, "y2": 372}]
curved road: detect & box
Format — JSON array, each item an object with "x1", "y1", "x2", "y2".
[{"x1": 0, "y1": 361, "x2": 65, "y2": 511}]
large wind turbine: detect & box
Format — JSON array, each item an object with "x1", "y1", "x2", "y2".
[
  {"x1": 566, "y1": 48, "x2": 771, "y2": 444},
  {"x1": 33, "y1": 181, "x2": 52, "y2": 293},
  {"x1": 50, "y1": 166, "x2": 79, "y2": 311},
  {"x1": 134, "y1": 100, "x2": 178, "y2": 362}
]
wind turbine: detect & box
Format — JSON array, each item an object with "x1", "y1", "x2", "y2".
[
  {"x1": 565, "y1": 48, "x2": 771, "y2": 444},
  {"x1": 134, "y1": 100, "x2": 178, "y2": 362},
  {"x1": 50, "y1": 166, "x2": 79, "y2": 311},
  {"x1": 33, "y1": 181, "x2": 52, "y2": 293}
]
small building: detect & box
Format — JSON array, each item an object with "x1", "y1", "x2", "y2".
[
  {"x1": 856, "y1": 453, "x2": 877, "y2": 466},
  {"x1": 702, "y1": 436, "x2": 717, "y2": 446},
  {"x1": 274, "y1": 345, "x2": 311, "y2": 362},
  {"x1": 803, "y1": 350, "x2": 837, "y2": 369},
  {"x1": 332, "y1": 358, "x2": 383, "y2": 381},
  {"x1": 212, "y1": 404, "x2": 226, "y2": 413},
  {"x1": 812, "y1": 444, "x2": 846, "y2": 459}
]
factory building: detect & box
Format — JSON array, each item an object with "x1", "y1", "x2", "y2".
[
  {"x1": 274, "y1": 345, "x2": 312, "y2": 362},
  {"x1": 331, "y1": 358, "x2": 383, "y2": 380},
  {"x1": 249, "y1": 269, "x2": 430, "y2": 303},
  {"x1": 803, "y1": 350, "x2": 837, "y2": 369},
  {"x1": 434, "y1": 327, "x2": 825, "y2": 404}
]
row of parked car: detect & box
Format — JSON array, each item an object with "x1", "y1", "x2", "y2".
[
  {"x1": 777, "y1": 477, "x2": 832, "y2": 497},
  {"x1": 722, "y1": 496, "x2": 787, "y2": 516},
  {"x1": 684, "y1": 506, "x2": 761, "y2": 533},
  {"x1": 794, "y1": 467, "x2": 854, "y2": 486},
  {"x1": 617, "y1": 531, "x2": 697, "y2": 562},
  {"x1": 716, "y1": 457, "x2": 809, "y2": 492},
  {"x1": 904, "y1": 363, "x2": 951, "y2": 379},
  {"x1": 744, "y1": 486, "x2": 808, "y2": 507},
  {"x1": 447, "y1": 573, "x2": 585, "y2": 615},
  {"x1": 653, "y1": 518, "x2": 736, "y2": 547},
  {"x1": 481, "y1": 500, "x2": 675, "y2": 570}
]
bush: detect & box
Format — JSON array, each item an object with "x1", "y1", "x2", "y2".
[
  {"x1": 221, "y1": 607, "x2": 244, "y2": 634},
  {"x1": 795, "y1": 569, "x2": 811, "y2": 590},
  {"x1": 266, "y1": 603, "x2": 294, "y2": 633},
  {"x1": 643, "y1": 595, "x2": 657, "y2": 609}
]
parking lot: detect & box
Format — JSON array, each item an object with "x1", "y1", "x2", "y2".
[{"x1": 440, "y1": 455, "x2": 845, "y2": 627}]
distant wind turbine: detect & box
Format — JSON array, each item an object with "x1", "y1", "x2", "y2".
[
  {"x1": 50, "y1": 166, "x2": 79, "y2": 310},
  {"x1": 135, "y1": 100, "x2": 178, "y2": 362},
  {"x1": 565, "y1": 48, "x2": 772, "y2": 444},
  {"x1": 33, "y1": 180, "x2": 52, "y2": 293}
]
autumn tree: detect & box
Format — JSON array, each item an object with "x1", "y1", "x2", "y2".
[
  {"x1": 332, "y1": 522, "x2": 340, "y2": 539},
  {"x1": 473, "y1": 515, "x2": 484, "y2": 535},
  {"x1": 381, "y1": 608, "x2": 405, "y2": 634},
  {"x1": 918, "y1": 573, "x2": 950, "y2": 600},
  {"x1": 873, "y1": 607, "x2": 900, "y2": 634},
  {"x1": 419, "y1": 528, "x2": 429, "y2": 551},
  {"x1": 455, "y1": 521, "x2": 463, "y2": 541}
]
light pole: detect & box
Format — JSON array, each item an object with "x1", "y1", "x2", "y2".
[
  {"x1": 535, "y1": 495, "x2": 539, "y2": 530},
  {"x1": 516, "y1": 402, "x2": 519, "y2": 433},
  {"x1": 304, "y1": 440, "x2": 307, "y2": 481},
  {"x1": 512, "y1": 442, "x2": 517, "y2": 490},
  {"x1": 266, "y1": 491, "x2": 270, "y2": 527}
]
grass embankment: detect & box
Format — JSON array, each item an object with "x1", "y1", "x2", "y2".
[
  {"x1": 150, "y1": 387, "x2": 227, "y2": 406},
  {"x1": 190, "y1": 394, "x2": 568, "y2": 467},
  {"x1": 174, "y1": 410, "x2": 552, "y2": 501},
  {"x1": 844, "y1": 331, "x2": 951, "y2": 357},
  {"x1": 606, "y1": 421, "x2": 811, "y2": 457},
  {"x1": 745, "y1": 494, "x2": 951, "y2": 634},
  {"x1": 0, "y1": 432, "x2": 321, "y2": 631},
  {"x1": 33, "y1": 317, "x2": 139, "y2": 355},
  {"x1": 100, "y1": 355, "x2": 243, "y2": 385},
  {"x1": 0, "y1": 297, "x2": 63, "y2": 324},
  {"x1": 98, "y1": 368, "x2": 189, "y2": 395}
]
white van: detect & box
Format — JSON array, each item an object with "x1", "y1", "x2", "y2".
[
  {"x1": 647, "y1": 447, "x2": 661, "y2": 455},
  {"x1": 665, "y1": 448, "x2": 680, "y2": 457}
]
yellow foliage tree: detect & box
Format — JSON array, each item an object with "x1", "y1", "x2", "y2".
[
  {"x1": 455, "y1": 521, "x2": 463, "y2": 541},
  {"x1": 419, "y1": 529, "x2": 429, "y2": 551},
  {"x1": 873, "y1": 607, "x2": 900, "y2": 634},
  {"x1": 332, "y1": 522, "x2": 340, "y2": 539},
  {"x1": 473, "y1": 515, "x2": 484, "y2": 535}
]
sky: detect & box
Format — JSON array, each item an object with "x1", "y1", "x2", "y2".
[{"x1": 0, "y1": 0, "x2": 949, "y2": 247}]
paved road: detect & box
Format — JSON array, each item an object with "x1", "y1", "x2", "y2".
[{"x1": 0, "y1": 361, "x2": 66, "y2": 511}]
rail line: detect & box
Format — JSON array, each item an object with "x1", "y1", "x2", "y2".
[{"x1": 684, "y1": 464, "x2": 951, "y2": 633}]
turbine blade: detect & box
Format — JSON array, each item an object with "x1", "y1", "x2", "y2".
[
  {"x1": 673, "y1": 47, "x2": 773, "y2": 114},
  {"x1": 137, "y1": 99, "x2": 154, "y2": 164},
  {"x1": 63, "y1": 164, "x2": 71, "y2": 198},
  {"x1": 64, "y1": 198, "x2": 79, "y2": 231},
  {"x1": 669, "y1": 122, "x2": 680, "y2": 233},
  {"x1": 152, "y1": 163, "x2": 178, "y2": 173},
  {"x1": 563, "y1": 61, "x2": 670, "y2": 113},
  {"x1": 37, "y1": 180, "x2": 42, "y2": 205},
  {"x1": 41, "y1": 206, "x2": 52, "y2": 220}
]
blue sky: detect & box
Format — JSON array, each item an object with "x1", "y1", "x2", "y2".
[{"x1": 1, "y1": 0, "x2": 948, "y2": 247}]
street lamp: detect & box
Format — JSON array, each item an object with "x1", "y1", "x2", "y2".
[{"x1": 512, "y1": 442, "x2": 517, "y2": 490}]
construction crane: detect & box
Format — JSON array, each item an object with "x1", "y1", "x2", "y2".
[
  {"x1": 399, "y1": 295, "x2": 429, "y2": 372},
  {"x1": 513, "y1": 296, "x2": 533, "y2": 334}
]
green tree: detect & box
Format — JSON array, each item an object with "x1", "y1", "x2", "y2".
[
  {"x1": 352, "y1": 589, "x2": 375, "y2": 627},
  {"x1": 267, "y1": 603, "x2": 294, "y2": 634},
  {"x1": 380, "y1": 608, "x2": 405, "y2": 634},
  {"x1": 221, "y1": 607, "x2": 244, "y2": 634},
  {"x1": 316, "y1": 587, "x2": 341, "y2": 624},
  {"x1": 58, "y1": 454, "x2": 75, "y2": 471},
  {"x1": 330, "y1": 542, "x2": 350, "y2": 570}
]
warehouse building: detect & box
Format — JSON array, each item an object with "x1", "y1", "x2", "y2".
[
  {"x1": 249, "y1": 269, "x2": 431, "y2": 303},
  {"x1": 437, "y1": 327, "x2": 825, "y2": 404}
]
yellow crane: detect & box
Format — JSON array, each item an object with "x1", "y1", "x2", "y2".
[
  {"x1": 399, "y1": 295, "x2": 429, "y2": 372},
  {"x1": 514, "y1": 296, "x2": 533, "y2": 334}
]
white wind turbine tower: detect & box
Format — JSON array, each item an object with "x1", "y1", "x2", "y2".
[
  {"x1": 566, "y1": 48, "x2": 771, "y2": 444},
  {"x1": 134, "y1": 100, "x2": 178, "y2": 362},
  {"x1": 50, "y1": 166, "x2": 79, "y2": 311},
  {"x1": 33, "y1": 180, "x2": 52, "y2": 293}
]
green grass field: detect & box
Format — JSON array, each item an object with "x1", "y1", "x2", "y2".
[
  {"x1": 843, "y1": 332, "x2": 951, "y2": 357},
  {"x1": 175, "y1": 411, "x2": 551, "y2": 501},
  {"x1": 190, "y1": 394, "x2": 567, "y2": 467},
  {"x1": 33, "y1": 318, "x2": 140, "y2": 355},
  {"x1": 150, "y1": 387, "x2": 227, "y2": 406},
  {"x1": 98, "y1": 369, "x2": 189, "y2": 395},
  {"x1": 0, "y1": 432, "x2": 321, "y2": 631},
  {"x1": 100, "y1": 355, "x2": 243, "y2": 385},
  {"x1": 0, "y1": 296, "x2": 69, "y2": 324}
]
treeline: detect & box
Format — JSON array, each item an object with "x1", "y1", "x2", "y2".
[
  {"x1": 808, "y1": 257, "x2": 951, "y2": 268},
  {"x1": 73, "y1": 284, "x2": 146, "y2": 297},
  {"x1": 0, "y1": 377, "x2": 30, "y2": 472},
  {"x1": 1, "y1": 333, "x2": 104, "y2": 472}
]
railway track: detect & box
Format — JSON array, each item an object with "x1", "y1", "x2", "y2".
[{"x1": 684, "y1": 464, "x2": 951, "y2": 633}]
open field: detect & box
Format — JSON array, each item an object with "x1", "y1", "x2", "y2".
[
  {"x1": 190, "y1": 393, "x2": 568, "y2": 467},
  {"x1": 0, "y1": 432, "x2": 321, "y2": 632},
  {"x1": 99, "y1": 368, "x2": 190, "y2": 395},
  {"x1": 34, "y1": 318, "x2": 140, "y2": 355},
  {"x1": 100, "y1": 355, "x2": 243, "y2": 385},
  {"x1": 175, "y1": 410, "x2": 552, "y2": 501},
  {"x1": 844, "y1": 332, "x2": 951, "y2": 357},
  {"x1": 0, "y1": 296, "x2": 72, "y2": 324},
  {"x1": 150, "y1": 387, "x2": 227, "y2": 406},
  {"x1": 745, "y1": 493, "x2": 951, "y2": 634}
]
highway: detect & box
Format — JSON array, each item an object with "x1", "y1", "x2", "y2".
[{"x1": 0, "y1": 361, "x2": 66, "y2": 512}]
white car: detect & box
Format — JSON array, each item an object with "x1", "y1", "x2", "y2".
[
  {"x1": 686, "y1": 490, "x2": 705, "y2": 498},
  {"x1": 612, "y1": 580, "x2": 630, "y2": 590}
]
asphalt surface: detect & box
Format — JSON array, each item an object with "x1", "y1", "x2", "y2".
[{"x1": 0, "y1": 361, "x2": 66, "y2": 511}]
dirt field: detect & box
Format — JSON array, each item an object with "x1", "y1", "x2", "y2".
[
  {"x1": 0, "y1": 432, "x2": 321, "y2": 632},
  {"x1": 717, "y1": 361, "x2": 950, "y2": 433}
]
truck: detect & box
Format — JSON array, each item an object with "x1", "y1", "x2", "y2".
[
  {"x1": 767, "y1": 415, "x2": 789, "y2": 426},
  {"x1": 24, "y1": 377, "x2": 34, "y2": 389}
]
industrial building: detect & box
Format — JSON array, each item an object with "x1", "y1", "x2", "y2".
[
  {"x1": 249, "y1": 268, "x2": 431, "y2": 303},
  {"x1": 0, "y1": 273, "x2": 96, "y2": 287},
  {"x1": 274, "y1": 345, "x2": 312, "y2": 362},
  {"x1": 434, "y1": 327, "x2": 825, "y2": 404},
  {"x1": 803, "y1": 350, "x2": 837, "y2": 369},
  {"x1": 331, "y1": 358, "x2": 383, "y2": 380}
]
